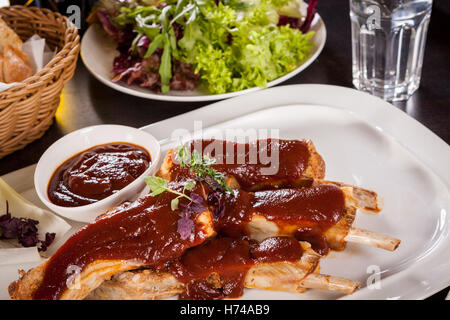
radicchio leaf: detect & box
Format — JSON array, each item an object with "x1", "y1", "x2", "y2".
[
  {"x1": 137, "y1": 35, "x2": 151, "y2": 48},
  {"x1": 97, "y1": 8, "x2": 122, "y2": 43},
  {"x1": 278, "y1": 16, "x2": 301, "y2": 29},
  {"x1": 113, "y1": 52, "x2": 135, "y2": 75},
  {"x1": 97, "y1": 8, "x2": 135, "y2": 50},
  {"x1": 278, "y1": 0, "x2": 318, "y2": 33},
  {"x1": 300, "y1": 0, "x2": 318, "y2": 33}
]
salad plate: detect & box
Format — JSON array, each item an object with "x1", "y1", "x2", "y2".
[
  {"x1": 80, "y1": 2, "x2": 326, "y2": 102},
  {"x1": 1, "y1": 85, "x2": 449, "y2": 300}
]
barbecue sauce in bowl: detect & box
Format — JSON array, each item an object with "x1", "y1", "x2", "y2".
[{"x1": 47, "y1": 143, "x2": 151, "y2": 207}]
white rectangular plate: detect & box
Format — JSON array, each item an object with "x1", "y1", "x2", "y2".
[{"x1": 1, "y1": 84, "x2": 449, "y2": 300}]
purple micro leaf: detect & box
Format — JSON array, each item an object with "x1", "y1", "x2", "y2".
[
  {"x1": 0, "y1": 200, "x2": 55, "y2": 251},
  {"x1": 190, "y1": 192, "x2": 204, "y2": 204},
  {"x1": 19, "y1": 233, "x2": 39, "y2": 248},
  {"x1": 188, "y1": 192, "x2": 206, "y2": 214},
  {"x1": 203, "y1": 176, "x2": 222, "y2": 191},
  {"x1": 0, "y1": 213, "x2": 20, "y2": 239},
  {"x1": 177, "y1": 211, "x2": 194, "y2": 241},
  {"x1": 17, "y1": 218, "x2": 39, "y2": 247},
  {"x1": 38, "y1": 232, "x2": 56, "y2": 252},
  {"x1": 207, "y1": 191, "x2": 225, "y2": 218},
  {"x1": 213, "y1": 202, "x2": 225, "y2": 218}
]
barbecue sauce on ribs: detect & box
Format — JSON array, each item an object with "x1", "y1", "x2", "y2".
[
  {"x1": 33, "y1": 181, "x2": 211, "y2": 300},
  {"x1": 170, "y1": 236, "x2": 303, "y2": 300},
  {"x1": 214, "y1": 185, "x2": 345, "y2": 255},
  {"x1": 170, "y1": 139, "x2": 311, "y2": 190}
]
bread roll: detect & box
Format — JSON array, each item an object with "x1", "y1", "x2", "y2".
[
  {"x1": 3, "y1": 45, "x2": 33, "y2": 83},
  {"x1": 0, "y1": 17, "x2": 32, "y2": 83},
  {"x1": 0, "y1": 17, "x2": 22, "y2": 53}
]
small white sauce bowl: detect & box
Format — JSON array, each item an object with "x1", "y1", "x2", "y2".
[{"x1": 34, "y1": 125, "x2": 161, "y2": 223}]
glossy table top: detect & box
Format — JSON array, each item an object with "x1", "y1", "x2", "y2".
[{"x1": 0, "y1": 0, "x2": 448, "y2": 300}]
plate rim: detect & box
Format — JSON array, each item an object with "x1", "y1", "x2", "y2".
[{"x1": 80, "y1": 12, "x2": 326, "y2": 102}]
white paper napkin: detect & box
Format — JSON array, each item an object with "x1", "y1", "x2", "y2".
[{"x1": 0, "y1": 178, "x2": 71, "y2": 265}]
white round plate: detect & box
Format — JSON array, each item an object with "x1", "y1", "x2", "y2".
[
  {"x1": 139, "y1": 84, "x2": 450, "y2": 300},
  {"x1": 80, "y1": 8, "x2": 326, "y2": 102}
]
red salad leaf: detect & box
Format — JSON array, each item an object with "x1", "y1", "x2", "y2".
[
  {"x1": 96, "y1": 8, "x2": 135, "y2": 50},
  {"x1": 300, "y1": 0, "x2": 318, "y2": 33},
  {"x1": 278, "y1": 0, "x2": 318, "y2": 33},
  {"x1": 97, "y1": 8, "x2": 122, "y2": 43},
  {"x1": 113, "y1": 52, "x2": 136, "y2": 75},
  {"x1": 278, "y1": 16, "x2": 301, "y2": 29}
]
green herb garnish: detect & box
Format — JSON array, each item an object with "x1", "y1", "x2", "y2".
[
  {"x1": 144, "y1": 176, "x2": 196, "y2": 210},
  {"x1": 175, "y1": 144, "x2": 232, "y2": 192},
  {"x1": 144, "y1": 176, "x2": 205, "y2": 240}
]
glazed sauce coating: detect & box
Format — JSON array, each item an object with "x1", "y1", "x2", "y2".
[
  {"x1": 295, "y1": 227, "x2": 329, "y2": 256},
  {"x1": 171, "y1": 139, "x2": 311, "y2": 190},
  {"x1": 33, "y1": 181, "x2": 210, "y2": 300},
  {"x1": 48, "y1": 143, "x2": 150, "y2": 207},
  {"x1": 215, "y1": 185, "x2": 345, "y2": 255},
  {"x1": 251, "y1": 236, "x2": 303, "y2": 263},
  {"x1": 170, "y1": 236, "x2": 302, "y2": 300},
  {"x1": 252, "y1": 185, "x2": 344, "y2": 227}
]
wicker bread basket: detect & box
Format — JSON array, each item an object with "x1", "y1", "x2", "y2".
[{"x1": 0, "y1": 6, "x2": 80, "y2": 159}]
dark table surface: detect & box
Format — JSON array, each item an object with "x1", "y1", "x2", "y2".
[{"x1": 0, "y1": 0, "x2": 448, "y2": 300}]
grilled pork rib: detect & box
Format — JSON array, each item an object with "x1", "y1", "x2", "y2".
[
  {"x1": 9, "y1": 181, "x2": 215, "y2": 300},
  {"x1": 9, "y1": 139, "x2": 397, "y2": 300}
]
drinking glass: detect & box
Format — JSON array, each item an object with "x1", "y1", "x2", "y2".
[{"x1": 350, "y1": 0, "x2": 432, "y2": 101}]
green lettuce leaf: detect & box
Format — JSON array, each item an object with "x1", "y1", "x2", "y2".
[{"x1": 179, "y1": 0, "x2": 314, "y2": 94}]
